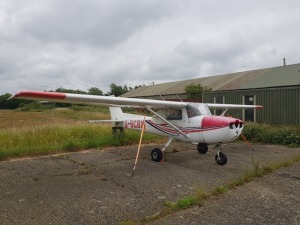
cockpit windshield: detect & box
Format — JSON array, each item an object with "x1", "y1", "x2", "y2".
[
  {"x1": 187, "y1": 103, "x2": 211, "y2": 117},
  {"x1": 198, "y1": 103, "x2": 211, "y2": 115},
  {"x1": 186, "y1": 104, "x2": 201, "y2": 118}
]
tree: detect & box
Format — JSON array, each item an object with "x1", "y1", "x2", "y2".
[
  {"x1": 55, "y1": 88, "x2": 87, "y2": 94},
  {"x1": 0, "y1": 93, "x2": 12, "y2": 108},
  {"x1": 88, "y1": 87, "x2": 103, "y2": 96},
  {"x1": 108, "y1": 83, "x2": 129, "y2": 96},
  {"x1": 134, "y1": 84, "x2": 145, "y2": 89},
  {"x1": 184, "y1": 83, "x2": 211, "y2": 100},
  {"x1": 0, "y1": 93, "x2": 30, "y2": 109}
]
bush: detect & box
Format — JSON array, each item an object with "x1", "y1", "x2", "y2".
[
  {"x1": 242, "y1": 124, "x2": 300, "y2": 147},
  {"x1": 17, "y1": 102, "x2": 55, "y2": 111}
]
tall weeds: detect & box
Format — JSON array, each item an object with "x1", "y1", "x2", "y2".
[{"x1": 0, "y1": 124, "x2": 163, "y2": 160}]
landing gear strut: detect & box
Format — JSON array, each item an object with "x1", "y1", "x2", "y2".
[
  {"x1": 214, "y1": 144, "x2": 227, "y2": 165},
  {"x1": 151, "y1": 138, "x2": 173, "y2": 162},
  {"x1": 112, "y1": 127, "x2": 124, "y2": 138}
]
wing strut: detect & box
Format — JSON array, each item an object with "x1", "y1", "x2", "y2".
[{"x1": 146, "y1": 107, "x2": 189, "y2": 138}]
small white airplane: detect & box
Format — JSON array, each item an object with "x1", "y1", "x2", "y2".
[{"x1": 11, "y1": 91, "x2": 263, "y2": 165}]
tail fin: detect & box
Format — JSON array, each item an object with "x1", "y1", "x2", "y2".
[{"x1": 109, "y1": 106, "x2": 124, "y2": 121}]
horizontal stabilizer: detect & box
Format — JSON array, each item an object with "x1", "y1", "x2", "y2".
[{"x1": 89, "y1": 119, "x2": 124, "y2": 123}]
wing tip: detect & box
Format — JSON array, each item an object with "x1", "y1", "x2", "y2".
[{"x1": 12, "y1": 91, "x2": 66, "y2": 100}]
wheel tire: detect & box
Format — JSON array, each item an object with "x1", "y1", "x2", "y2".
[
  {"x1": 151, "y1": 148, "x2": 163, "y2": 162},
  {"x1": 215, "y1": 152, "x2": 227, "y2": 165},
  {"x1": 197, "y1": 144, "x2": 208, "y2": 154}
]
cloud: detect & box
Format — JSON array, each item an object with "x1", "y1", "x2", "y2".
[
  {"x1": 18, "y1": 0, "x2": 183, "y2": 47},
  {"x1": 0, "y1": 0, "x2": 300, "y2": 94}
]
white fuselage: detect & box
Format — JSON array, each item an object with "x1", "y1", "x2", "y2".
[{"x1": 123, "y1": 114, "x2": 243, "y2": 145}]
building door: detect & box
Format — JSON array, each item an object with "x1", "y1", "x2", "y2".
[{"x1": 244, "y1": 95, "x2": 254, "y2": 122}]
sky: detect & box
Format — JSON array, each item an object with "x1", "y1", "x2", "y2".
[{"x1": 1, "y1": 0, "x2": 300, "y2": 95}]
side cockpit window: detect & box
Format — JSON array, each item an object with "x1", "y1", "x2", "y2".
[{"x1": 166, "y1": 109, "x2": 182, "y2": 120}]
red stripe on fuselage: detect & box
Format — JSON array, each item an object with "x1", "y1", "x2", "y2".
[{"x1": 14, "y1": 91, "x2": 66, "y2": 99}]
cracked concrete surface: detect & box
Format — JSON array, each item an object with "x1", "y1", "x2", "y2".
[{"x1": 0, "y1": 142, "x2": 299, "y2": 224}]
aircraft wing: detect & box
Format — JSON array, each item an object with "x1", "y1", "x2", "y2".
[
  {"x1": 10, "y1": 91, "x2": 188, "y2": 108},
  {"x1": 207, "y1": 103, "x2": 263, "y2": 109}
]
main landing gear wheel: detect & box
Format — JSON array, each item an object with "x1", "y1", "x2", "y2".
[
  {"x1": 215, "y1": 152, "x2": 227, "y2": 165},
  {"x1": 197, "y1": 144, "x2": 208, "y2": 154},
  {"x1": 151, "y1": 148, "x2": 163, "y2": 162}
]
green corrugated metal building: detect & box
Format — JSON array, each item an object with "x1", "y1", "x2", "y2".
[{"x1": 123, "y1": 63, "x2": 300, "y2": 125}]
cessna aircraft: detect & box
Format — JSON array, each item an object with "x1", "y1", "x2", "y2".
[{"x1": 11, "y1": 91, "x2": 263, "y2": 165}]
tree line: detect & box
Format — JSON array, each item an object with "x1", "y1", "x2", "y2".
[{"x1": 0, "y1": 83, "x2": 144, "y2": 109}]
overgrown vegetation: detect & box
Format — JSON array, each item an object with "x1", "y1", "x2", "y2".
[
  {"x1": 242, "y1": 123, "x2": 300, "y2": 147},
  {"x1": 0, "y1": 124, "x2": 164, "y2": 160},
  {"x1": 16, "y1": 101, "x2": 55, "y2": 111},
  {"x1": 0, "y1": 108, "x2": 164, "y2": 160}
]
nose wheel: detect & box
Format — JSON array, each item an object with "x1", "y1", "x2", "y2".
[
  {"x1": 215, "y1": 151, "x2": 227, "y2": 165},
  {"x1": 151, "y1": 148, "x2": 163, "y2": 162},
  {"x1": 214, "y1": 144, "x2": 227, "y2": 165}
]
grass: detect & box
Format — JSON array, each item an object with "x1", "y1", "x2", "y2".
[
  {"x1": 165, "y1": 187, "x2": 207, "y2": 211},
  {"x1": 49, "y1": 107, "x2": 110, "y2": 121},
  {"x1": 0, "y1": 109, "x2": 165, "y2": 160},
  {"x1": 0, "y1": 123, "x2": 164, "y2": 160}
]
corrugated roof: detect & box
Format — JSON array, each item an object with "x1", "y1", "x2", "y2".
[
  {"x1": 123, "y1": 63, "x2": 300, "y2": 97},
  {"x1": 240, "y1": 64, "x2": 300, "y2": 89}
]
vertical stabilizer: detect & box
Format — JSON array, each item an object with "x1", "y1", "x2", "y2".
[
  {"x1": 109, "y1": 106, "x2": 125, "y2": 136},
  {"x1": 109, "y1": 106, "x2": 124, "y2": 121}
]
